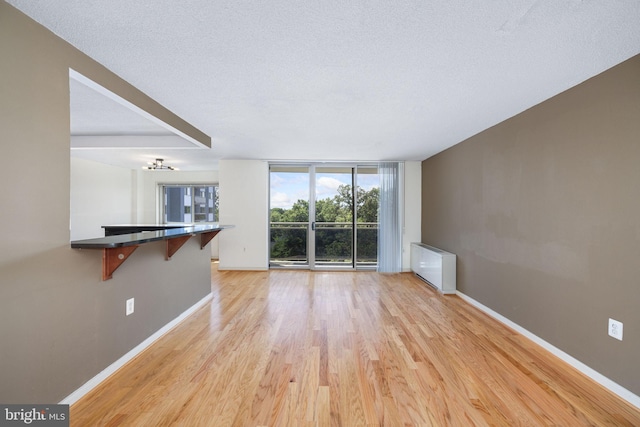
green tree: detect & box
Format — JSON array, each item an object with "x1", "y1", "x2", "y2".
[
  {"x1": 357, "y1": 186, "x2": 379, "y2": 223},
  {"x1": 284, "y1": 199, "x2": 309, "y2": 222},
  {"x1": 334, "y1": 184, "x2": 353, "y2": 222},
  {"x1": 315, "y1": 198, "x2": 338, "y2": 222},
  {"x1": 270, "y1": 186, "x2": 379, "y2": 261},
  {"x1": 270, "y1": 207, "x2": 285, "y2": 222}
]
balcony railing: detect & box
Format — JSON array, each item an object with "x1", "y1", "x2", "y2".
[{"x1": 269, "y1": 222, "x2": 378, "y2": 267}]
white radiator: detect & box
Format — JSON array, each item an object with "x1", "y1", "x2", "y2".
[{"x1": 410, "y1": 243, "x2": 456, "y2": 294}]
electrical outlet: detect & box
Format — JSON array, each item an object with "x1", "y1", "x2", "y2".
[
  {"x1": 126, "y1": 298, "x2": 135, "y2": 316},
  {"x1": 608, "y1": 318, "x2": 623, "y2": 341}
]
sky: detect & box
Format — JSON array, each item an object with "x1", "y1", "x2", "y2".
[{"x1": 270, "y1": 170, "x2": 379, "y2": 210}]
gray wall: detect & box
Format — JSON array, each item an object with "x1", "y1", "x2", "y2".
[
  {"x1": 0, "y1": 2, "x2": 211, "y2": 403},
  {"x1": 422, "y1": 55, "x2": 640, "y2": 395}
]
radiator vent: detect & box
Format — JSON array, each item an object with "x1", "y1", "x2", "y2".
[{"x1": 410, "y1": 243, "x2": 456, "y2": 294}]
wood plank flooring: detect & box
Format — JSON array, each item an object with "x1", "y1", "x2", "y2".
[{"x1": 71, "y1": 264, "x2": 640, "y2": 426}]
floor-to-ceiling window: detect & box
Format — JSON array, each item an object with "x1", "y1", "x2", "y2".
[
  {"x1": 269, "y1": 164, "x2": 379, "y2": 270},
  {"x1": 355, "y1": 165, "x2": 380, "y2": 268},
  {"x1": 269, "y1": 166, "x2": 311, "y2": 267}
]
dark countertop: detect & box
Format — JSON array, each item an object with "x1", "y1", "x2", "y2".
[
  {"x1": 102, "y1": 224, "x2": 194, "y2": 236},
  {"x1": 71, "y1": 223, "x2": 233, "y2": 249}
]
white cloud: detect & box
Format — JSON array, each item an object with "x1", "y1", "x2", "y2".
[
  {"x1": 357, "y1": 174, "x2": 379, "y2": 191},
  {"x1": 316, "y1": 176, "x2": 346, "y2": 200},
  {"x1": 317, "y1": 176, "x2": 343, "y2": 191},
  {"x1": 270, "y1": 174, "x2": 285, "y2": 187},
  {"x1": 270, "y1": 192, "x2": 291, "y2": 209}
]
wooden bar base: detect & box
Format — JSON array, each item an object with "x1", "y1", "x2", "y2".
[
  {"x1": 102, "y1": 246, "x2": 139, "y2": 281},
  {"x1": 200, "y1": 230, "x2": 221, "y2": 249},
  {"x1": 166, "y1": 235, "x2": 193, "y2": 260}
]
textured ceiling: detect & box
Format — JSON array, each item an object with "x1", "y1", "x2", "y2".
[{"x1": 7, "y1": 0, "x2": 640, "y2": 170}]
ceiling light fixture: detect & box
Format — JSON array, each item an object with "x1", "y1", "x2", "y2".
[{"x1": 144, "y1": 158, "x2": 178, "y2": 171}]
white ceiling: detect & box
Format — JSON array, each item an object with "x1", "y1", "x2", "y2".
[
  {"x1": 68, "y1": 73, "x2": 207, "y2": 170},
  {"x1": 7, "y1": 0, "x2": 640, "y2": 171}
]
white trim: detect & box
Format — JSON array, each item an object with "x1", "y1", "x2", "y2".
[
  {"x1": 456, "y1": 291, "x2": 640, "y2": 410},
  {"x1": 218, "y1": 266, "x2": 269, "y2": 271},
  {"x1": 59, "y1": 293, "x2": 213, "y2": 405}
]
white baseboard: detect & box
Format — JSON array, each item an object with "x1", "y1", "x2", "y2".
[
  {"x1": 60, "y1": 293, "x2": 213, "y2": 405},
  {"x1": 456, "y1": 291, "x2": 640, "y2": 410}
]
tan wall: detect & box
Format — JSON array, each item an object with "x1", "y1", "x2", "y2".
[
  {"x1": 422, "y1": 55, "x2": 640, "y2": 394},
  {"x1": 0, "y1": 2, "x2": 211, "y2": 402}
]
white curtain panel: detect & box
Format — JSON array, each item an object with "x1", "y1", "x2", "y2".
[{"x1": 378, "y1": 162, "x2": 404, "y2": 272}]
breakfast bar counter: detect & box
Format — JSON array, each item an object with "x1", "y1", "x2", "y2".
[{"x1": 71, "y1": 223, "x2": 233, "y2": 280}]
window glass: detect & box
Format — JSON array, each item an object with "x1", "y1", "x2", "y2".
[{"x1": 163, "y1": 185, "x2": 218, "y2": 223}]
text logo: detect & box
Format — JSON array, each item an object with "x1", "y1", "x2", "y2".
[{"x1": 1, "y1": 405, "x2": 68, "y2": 426}]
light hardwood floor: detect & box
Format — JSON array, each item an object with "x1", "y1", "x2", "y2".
[{"x1": 71, "y1": 264, "x2": 640, "y2": 426}]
